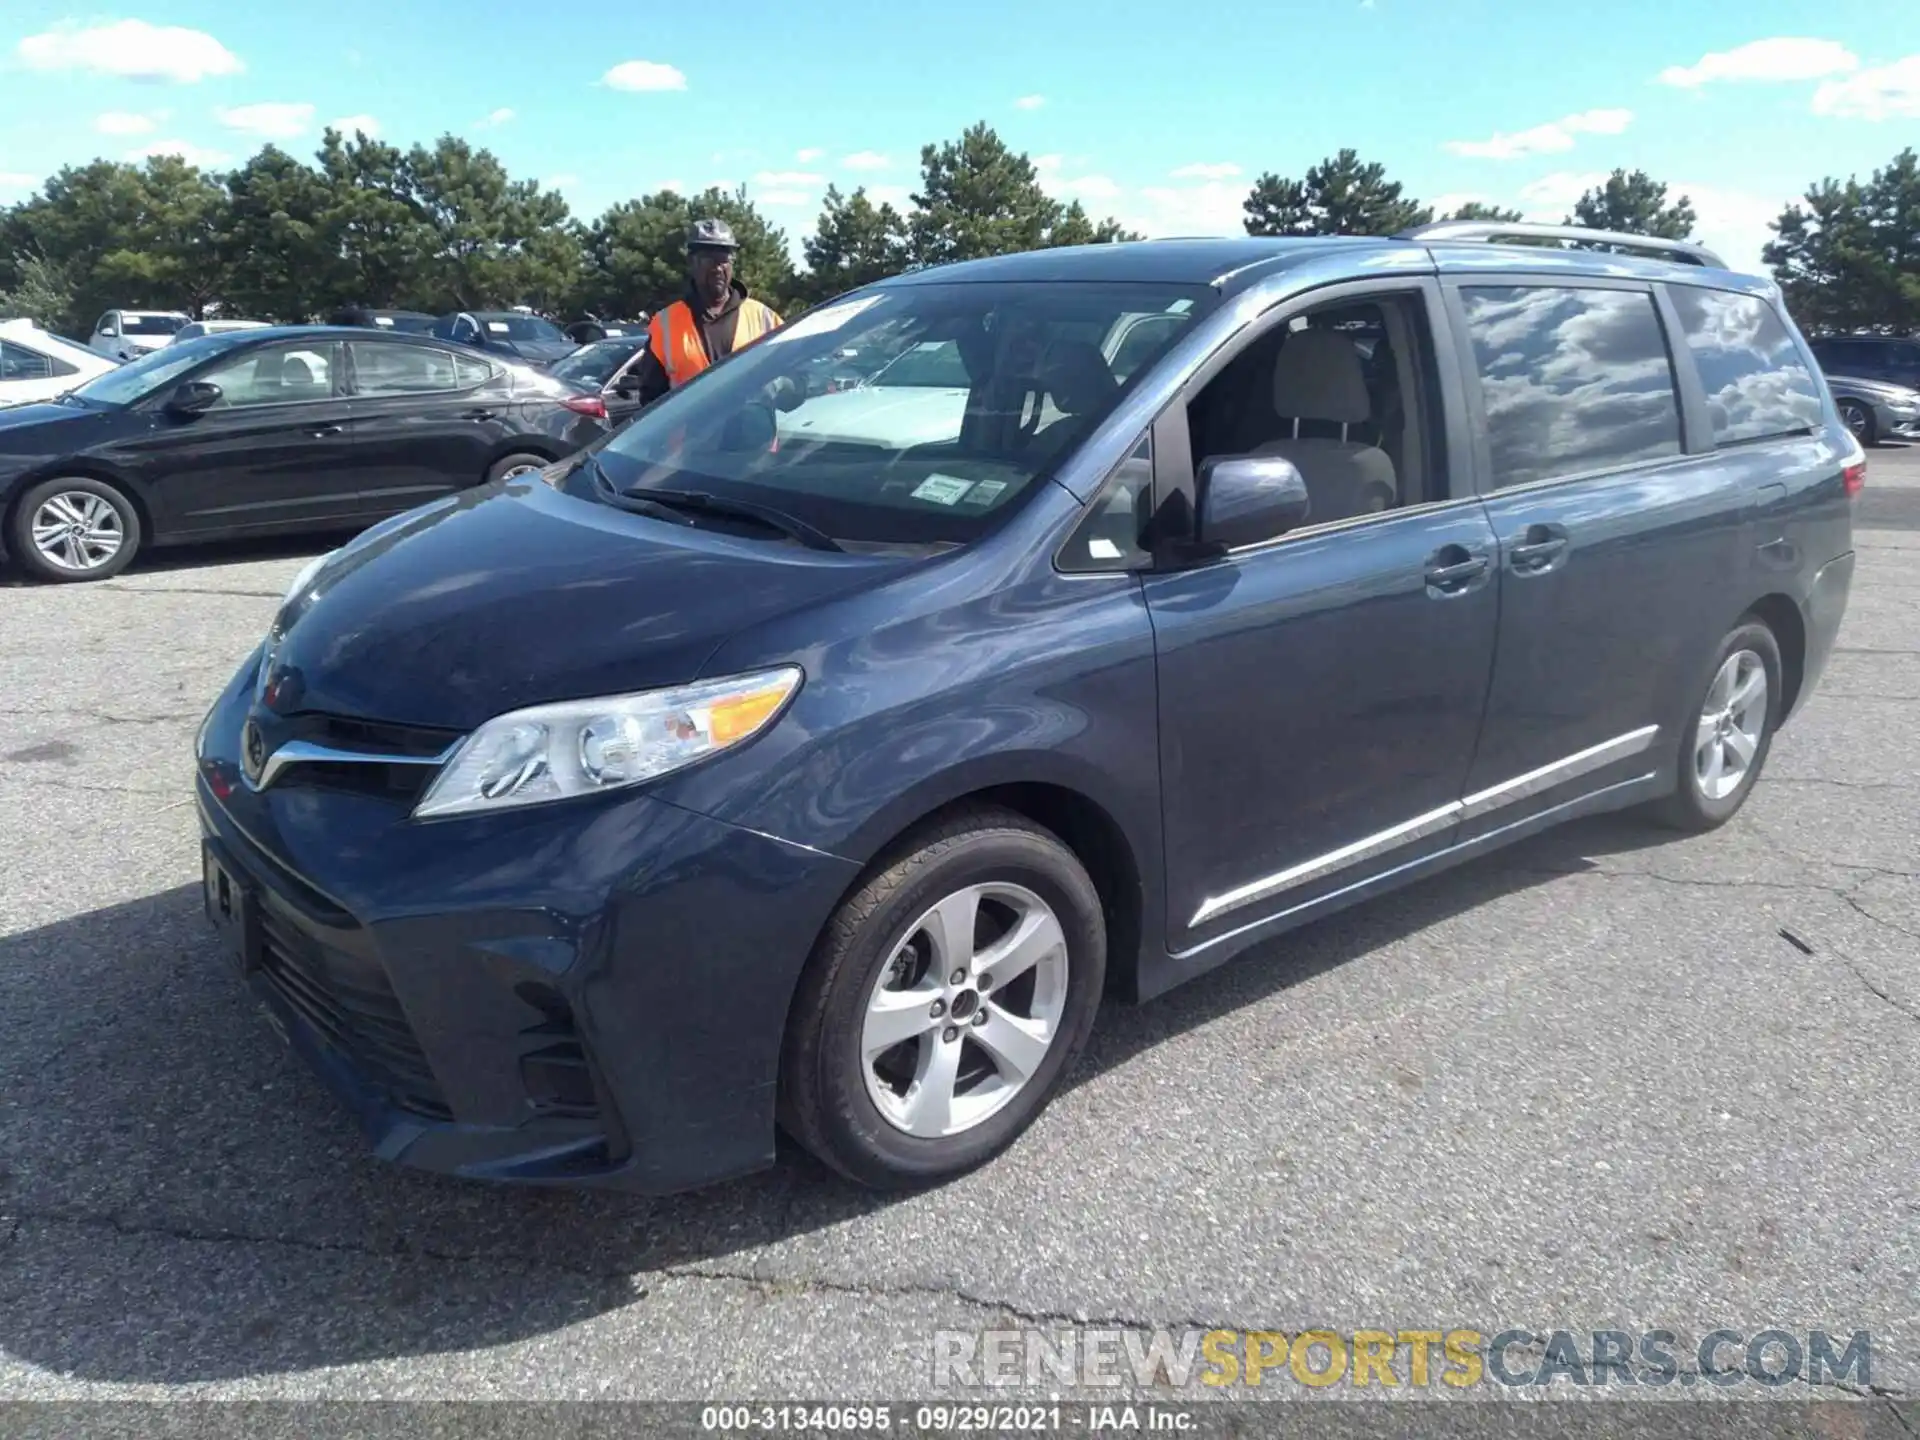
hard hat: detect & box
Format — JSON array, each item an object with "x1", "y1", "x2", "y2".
[{"x1": 688, "y1": 216, "x2": 740, "y2": 252}]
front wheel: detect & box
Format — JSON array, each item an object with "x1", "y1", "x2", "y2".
[
  {"x1": 1650, "y1": 619, "x2": 1782, "y2": 832},
  {"x1": 7, "y1": 476, "x2": 142, "y2": 582},
  {"x1": 779, "y1": 807, "x2": 1106, "y2": 1189},
  {"x1": 486, "y1": 452, "x2": 550, "y2": 485},
  {"x1": 1837, "y1": 399, "x2": 1878, "y2": 447}
]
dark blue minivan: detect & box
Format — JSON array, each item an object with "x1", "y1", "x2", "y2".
[{"x1": 195, "y1": 223, "x2": 1861, "y2": 1193}]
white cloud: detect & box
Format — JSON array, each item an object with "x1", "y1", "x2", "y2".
[
  {"x1": 1446, "y1": 108, "x2": 1633, "y2": 160},
  {"x1": 1675, "y1": 183, "x2": 1792, "y2": 274},
  {"x1": 1034, "y1": 154, "x2": 1122, "y2": 203},
  {"x1": 216, "y1": 102, "x2": 315, "y2": 140},
  {"x1": 1014, "y1": 94, "x2": 1046, "y2": 110},
  {"x1": 329, "y1": 114, "x2": 381, "y2": 138},
  {"x1": 544, "y1": 173, "x2": 581, "y2": 190},
  {"x1": 654, "y1": 177, "x2": 688, "y2": 194},
  {"x1": 1126, "y1": 181, "x2": 1248, "y2": 238},
  {"x1": 127, "y1": 139, "x2": 233, "y2": 168},
  {"x1": 755, "y1": 169, "x2": 824, "y2": 187},
  {"x1": 479, "y1": 107, "x2": 516, "y2": 127},
  {"x1": 1811, "y1": 54, "x2": 1920, "y2": 120},
  {"x1": 602, "y1": 60, "x2": 688, "y2": 92},
  {"x1": 865, "y1": 184, "x2": 915, "y2": 210},
  {"x1": 94, "y1": 111, "x2": 158, "y2": 136},
  {"x1": 1516, "y1": 170, "x2": 1609, "y2": 215},
  {"x1": 841, "y1": 150, "x2": 892, "y2": 171},
  {"x1": 796, "y1": 147, "x2": 824, "y2": 163},
  {"x1": 16, "y1": 19, "x2": 242, "y2": 83},
  {"x1": 1171, "y1": 162, "x2": 1241, "y2": 180},
  {"x1": 758, "y1": 190, "x2": 812, "y2": 208},
  {"x1": 1659, "y1": 37, "x2": 1858, "y2": 88}
]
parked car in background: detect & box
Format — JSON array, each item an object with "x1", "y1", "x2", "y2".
[
  {"x1": 430, "y1": 310, "x2": 576, "y2": 367},
  {"x1": 191, "y1": 223, "x2": 1857, "y2": 1196},
  {"x1": 170, "y1": 319, "x2": 271, "y2": 344},
  {"x1": 1824, "y1": 374, "x2": 1920, "y2": 446},
  {"x1": 88, "y1": 309, "x2": 190, "y2": 361},
  {"x1": 549, "y1": 334, "x2": 650, "y2": 424},
  {"x1": 1809, "y1": 333, "x2": 1920, "y2": 392},
  {"x1": 329, "y1": 308, "x2": 439, "y2": 334},
  {"x1": 0, "y1": 318, "x2": 116, "y2": 406},
  {"x1": 566, "y1": 317, "x2": 649, "y2": 345},
  {"x1": 0, "y1": 325, "x2": 610, "y2": 582}
]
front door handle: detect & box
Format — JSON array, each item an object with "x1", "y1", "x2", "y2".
[
  {"x1": 461, "y1": 407, "x2": 498, "y2": 421},
  {"x1": 1508, "y1": 524, "x2": 1569, "y2": 573},
  {"x1": 307, "y1": 423, "x2": 344, "y2": 437},
  {"x1": 1424, "y1": 547, "x2": 1490, "y2": 595}
]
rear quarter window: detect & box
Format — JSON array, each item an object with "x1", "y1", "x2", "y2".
[{"x1": 1668, "y1": 287, "x2": 1823, "y2": 447}]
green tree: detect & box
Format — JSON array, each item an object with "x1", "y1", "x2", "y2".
[
  {"x1": 1765, "y1": 148, "x2": 1920, "y2": 334},
  {"x1": 908, "y1": 122, "x2": 1133, "y2": 266},
  {"x1": 577, "y1": 187, "x2": 796, "y2": 318},
  {"x1": 221, "y1": 145, "x2": 335, "y2": 321},
  {"x1": 1445, "y1": 200, "x2": 1525, "y2": 223},
  {"x1": 0, "y1": 251, "x2": 80, "y2": 327},
  {"x1": 1243, "y1": 150, "x2": 1432, "y2": 236},
  {"x1": 800, "y1": 184, "x2": 910, "y2": 306},
  {"x1": 401, "y1": 135, "x2": 576, "y2": 311},
  {"x1": 1566, "y1": 169, "x2": 1697, "y2": 239},
  {"x1": 314, "y1": 128, "x2": 433, "y2": 312}
]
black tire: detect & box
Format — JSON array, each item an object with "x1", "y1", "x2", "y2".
[
  {"x1": 1837, "y1": 399, "x2": 1878, "y2": 447},
  {"x1": 779, "y1": 806, "x2": 1107, "y2": 1190},
  {"x1": 486, "y1": 452, "x2": 550, "y2": 485},
  {"x1": 1649, "y1": 619, "x2": 1782, "y2": 832},
  {"x1": 6, "y1": 476, "x2": 142, "y2": 583}
]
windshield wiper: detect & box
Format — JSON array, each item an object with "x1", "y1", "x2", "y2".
[{"x1": 619, "y1": 486, "x2": 845, "y2": 553}]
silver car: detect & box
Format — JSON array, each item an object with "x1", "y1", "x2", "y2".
[{"x1": 1827, "y1": 373, "x2": 1920, "y2": 446}]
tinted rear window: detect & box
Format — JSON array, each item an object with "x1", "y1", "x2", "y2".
[
  {"x1": 1459, "y1": 284, "x2": 1683, "y2": 489},
  {"x1": 1668, "y1": 287, "x2": 1823, "y2": 447}
]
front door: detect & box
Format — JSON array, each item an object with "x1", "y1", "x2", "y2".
[
  {"x1": 1143, "y1": 278, "x2": 1500, "y2": 954},
  {"x1": 119, "y1": 340, "x2": 357, "y2": 535},
  {"x1": 344, "y1": 340, "x2": 510, "y2": 508},
  {"x1": 1443, "y1": 277, "x2": 1759, "y2": 839}
]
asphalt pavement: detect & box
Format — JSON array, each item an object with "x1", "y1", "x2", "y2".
[{"x1": 0, "y1": 449, "x2": 1915, "y2": 1408}]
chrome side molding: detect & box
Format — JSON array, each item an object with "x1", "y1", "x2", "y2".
[{"x1": 1190, "y1": 724, "x2": 1660, "y2": 928}]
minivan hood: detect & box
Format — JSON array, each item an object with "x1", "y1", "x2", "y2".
[{"x1": 267, "y1": 480, "x2": 905, "y2": 731}]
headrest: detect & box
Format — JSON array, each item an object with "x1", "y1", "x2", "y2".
[
  {"x1": 1038, "y1": 341, "x2": 1119, "y2": 415},
  {"x1": 1271, "y1": 329, "x2": 1370, "y2": 425}
]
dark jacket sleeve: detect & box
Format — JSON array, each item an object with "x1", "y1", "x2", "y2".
[{"x1": 631, "y1": 347, "x2": 672, "y2": 407}]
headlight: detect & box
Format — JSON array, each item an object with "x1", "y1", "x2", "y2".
[
  {"x1": 283, "y1": 549, "x2": 335, "y2": 609},
  {"x1": 412, "y1": 666, "x2": 803, "y2": 820}
]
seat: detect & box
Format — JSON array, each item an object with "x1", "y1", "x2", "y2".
[
  {"x1": 1025, "y1": 340, "x2": 1119, "y2": 461},
  {"x1": 1251, "y1": 329, "x2": 1398, "y2": 522}
]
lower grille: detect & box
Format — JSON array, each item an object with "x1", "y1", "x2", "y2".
[{"x1": 255, "y1": 908, "x2": 452, "y2": 1121}]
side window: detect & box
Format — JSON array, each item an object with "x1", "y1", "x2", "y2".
[
  {"x1": 1459, "y1": 285, "x2": 1681, "y2": 489},
  {"x1": 1058, "y1": 432, "x2": 1154, "y2": 572},
  {"x1": 1184, "y1": 290, "x2": 1446, "y2": 524},
  {"x1": 195, "y1": 344, "x2": 336, "y2": 407},
  {"x1": 0, "y1": 340, "x2": 54, "y2": 382},
  {"x1": 350, "y1": 342, "x2": 460, "y2": 396},
  {"x1": 1896, "y1": 342, "x2": 1920, "y2": 375},
  {"x1": 454, "y1": 354, "x2": 495, "y2": 388},
  {"x1": 1667, "y1": 287, "x2": 1823, "y2": 447}
]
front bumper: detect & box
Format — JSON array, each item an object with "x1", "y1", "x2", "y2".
[{"x1": 195, "y1": 657, "x2": 860, "y2": 1194}]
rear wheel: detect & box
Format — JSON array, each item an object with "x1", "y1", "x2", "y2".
[
  {"x1": 1649, "y1": 619, "x2": 1781, "y2": 832},
  {"x1": 7, "y1": 476, "x2": 141, "y2": 582},
  {"x1": 780, "y1": 807, "x2": 1106, "y2": 1189},
  {"x1": 486, "y1": 452, "x2": 549, "y2": 484}
]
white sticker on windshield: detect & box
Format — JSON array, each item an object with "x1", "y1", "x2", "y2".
[
  {"x1": 374, "y1": 316, "x2": 395, "y2": 326},
  {"x1": 1088, "y1": 537, "x2": 1124, "y2": 559},
  {"x1": 487, "y1": 321, "x2": 511, "y2": 334},
  {"x1": 912, "y1": 474, "x2": 974, "y2": 506},
  {"x1": 960, "y1": 479, "x2": 1008, "y2": 506},
  {"x1": 762, "y1": 294, "x2": 885, "y2": 345}
]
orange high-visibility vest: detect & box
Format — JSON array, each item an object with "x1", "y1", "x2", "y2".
[{"x1": 648, "y1": 297, "x2": 780, "y2": 389}]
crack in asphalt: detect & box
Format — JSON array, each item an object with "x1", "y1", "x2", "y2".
[
  {"x1": 0, "y1": 775, "x2": 180, "y2": 800},
  {"x1": 1765, "y1": 774, "x2": 1920, "y2": 791},
  {"x1": 1833, "y1": 646, "x2": 1920, "y2": 656},
  {"x1": 95, "y1": 585, "x2": 286, "y2": 600},
  {"x1": 0, "y1": 706, "x2": 202, "y2": 727}
]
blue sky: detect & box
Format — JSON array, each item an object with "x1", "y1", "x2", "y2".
[{"x1": 1, "y1": 1, "x2": 1915, "y2": 271}]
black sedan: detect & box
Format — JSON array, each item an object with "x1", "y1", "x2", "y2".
[
  {"x1": 429, "y1": 311, "x2": 576, "y2": 367},
  {"x1": 0, "y1": 325, "x2": 611, "y2": 582}
]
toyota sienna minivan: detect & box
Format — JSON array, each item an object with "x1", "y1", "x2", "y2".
[{"x1": 195, "y1": 223, "x2": 1860, "y2": 1194}]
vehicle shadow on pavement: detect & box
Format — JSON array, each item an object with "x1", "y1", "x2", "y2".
[
  {"x1": 0, "y1": 812, "x2": 1654, "y2": 1386},
  {"x1": 0, "y1": 531, "x2": 347, "y2": 588}
]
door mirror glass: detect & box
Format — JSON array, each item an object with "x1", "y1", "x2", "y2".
[
  {"x1": 166, "y1": 380, "x2": 223, "y2": 416},
  {"x1": 1196, "y1": 455, "x2": 1311, "y2": 549}
]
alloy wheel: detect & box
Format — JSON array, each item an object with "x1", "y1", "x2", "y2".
[
  {"x1": 861, "y1": 882, "x2": 1069, "y2": 1139},
  {"x1": 30, "y1": 492, "x2": 125, "y2": 574},
  {"x1": 1694, "y1": 648, "x2": 1768, "y2": 801}
]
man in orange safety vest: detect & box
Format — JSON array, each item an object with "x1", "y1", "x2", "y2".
[{"x1": 631, "y1": 217, "x2": 783, "y2": 407}]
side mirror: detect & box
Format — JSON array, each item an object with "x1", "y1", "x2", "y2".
[
  {"x1": 166, "y1": 380, "x2": 222, "y2": 417},
  {"x1": 1196, "y1": 455, "x2": 1311, "y2": 550}
]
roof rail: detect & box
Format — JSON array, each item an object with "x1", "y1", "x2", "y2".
[{"x1": 1398, "y1": 220, "x2": 1725, "y2": 269}]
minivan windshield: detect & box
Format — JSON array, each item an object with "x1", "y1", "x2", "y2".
[
  {"x1": 594, "y1": 280, "x2": 1213, "y2": 547},
  {"x1": 67, "y1": 332, "x2": 244, "y2": 407},
  {"x1": 122, "y1": 313, "x2": 188, "y2": 336},
  {"x1": 479, "y1": 314, "x2": 567, "y2": 342}
]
